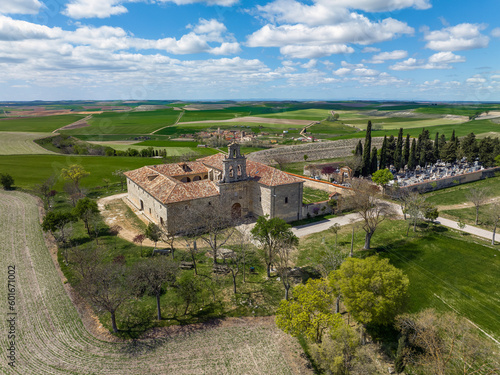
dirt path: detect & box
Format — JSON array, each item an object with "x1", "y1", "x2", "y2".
[
  {"x1": 0, "y1": 190, "x2": 310, "y2": 375},
  {"x1": 53, "y1": 114, "x2": 93, "y2": 132}
]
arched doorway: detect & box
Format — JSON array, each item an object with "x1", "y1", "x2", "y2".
[{"x1": 231, "y1": 203, "x2": 242, "y2": 219}]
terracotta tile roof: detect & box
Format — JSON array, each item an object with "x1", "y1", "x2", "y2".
[
  {"x1": 197, "y1": 153, "x2": 302, "y2": 187},
  {"x1": 246, "y1": 160, "x2": 303, "y2": 186},
  {"x1": 124, "y1": 166, "x2": 219, "y2": 204},
  {"x1": 149, "y1": 162, "x2": 208, "y2": 177}
]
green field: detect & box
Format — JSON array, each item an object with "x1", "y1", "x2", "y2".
[
  {"x1": 135, "y1": 140, "x2": 200, "y2": 147},
  {"x1": 0, "y1": 114, "x2": 84, "y2": 132},
  {"x1": 415, "y1": 105, "x2": 500, "y2": 117},
  {"x1": 424, "y1": 174, "x2": 500, "y2": 206},
  {"x1": 346, "y1": 116, "x2": 465, "y2": 130},
  {"x1": 60, "y1": 109, "x2": 179, "y2": 135},
  {"x1": 298, "y1": 220, "x2": 500, "y2": 341},
  {"x1": 302, "y1": 187, "x2": 331, "y2": 204},
  {"x1": 90, "y1": 142, "x2": 218, "y2": 157},
  {"x1": 307, "y1": 120, "x2": 359, "y2": 135},
  {"x1": 257, "y1": 108, "x2": 330, "y2": 121},
  {"x1": 440, "y1": 204, "x2": 497, "y2": 230},
  {"x1": 154, "y1": 122, "x2": 302, "y2": 136},
  {"x1": 0, "y1": 154, "x2": 163, "y2": 189},
  {"x1": 0, "y1": 132, "x2": 56, "y2": 155}
]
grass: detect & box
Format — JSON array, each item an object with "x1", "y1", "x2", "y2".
[
  {"x1": 0, "y1": 114, "x2": 85, "y2": 132},
  {"x1": 440, "y1": 203, "x2": 497, "y2": 230},
  {"x1": 424, "y1": 174, "x2": 500, "y2": 206},
  {"x1": 256, "y1": 108, "x2": 330, "y2": 121},
  {"x1": 297, "y1": 219, "x2": 500, "y2": 341},
  {"x1": 302, "y1": 187, "x2": 330, "y2": 204},
  {"x1": 0, "y1": 154, "x2": 163, "y2": 189},
  {"x1": 89, "y1": 142, "x2": 218, "y2": 157},
  {"x1": 134, "y1": 140, "x2": 200, "y2": 147},
  {"x1": 0, "y1": 132, "x2": 56, "y2": 155},
  {"x1": 307, "y1": 120, "x2": 359, "y2": 135},
  {"x1": 60, "y1": 109, "x2": 179, "y2": 135}
]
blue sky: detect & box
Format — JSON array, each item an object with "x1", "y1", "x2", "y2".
[{"x1": 0, "y1": 0, "x2": 499, "y2": 101}]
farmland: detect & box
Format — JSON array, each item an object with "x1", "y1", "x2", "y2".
[
  {"x1": 0, "y1": 114, "x2": 85, "y2": 132},
  {"x1": 0, "y1": 132, "x2": 56, "y2": 155},
  {"x1": 0, "y1": 191, "x2": 304, "y2": 375}
]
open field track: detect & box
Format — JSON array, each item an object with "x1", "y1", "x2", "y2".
[
  {"x1": 178, "y1": 116, "x2": 313, "y2": 126},
  {"x1": 0, "y1": 191, "x2": 307, "y2": 375},
  {"x1": 0, "y1": 132, "x2": 57, "y2": 155}
]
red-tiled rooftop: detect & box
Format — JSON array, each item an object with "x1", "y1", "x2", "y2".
[{"x1": 125, "y1": 152, "x2": 303, "y2": 204}]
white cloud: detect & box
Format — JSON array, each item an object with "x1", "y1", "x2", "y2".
[
  {"x1": 424, "y1": 23, "x2": 489, "y2": 51},
  {"x1": 301, "y1": 59, "x2": 317, "y2": 69},
  {"x1": 466, "y1": 76, "x2": 486, "y2": 84},
  {"x1": 334, "y1": 67, "x2": 351, "y2": 76},
  {"x1": 191, "y1": 18, "x2": 227, "y2": 35},
  {"x1": 362, "y1": 47, "x2": 380, "y2": 53},
  {"x1": 63, "y1": 0, "x2": 128, "y2": 19},
  {"x1": 0, "y1": 15, "x2": 63, "y2": 40},
  {"x1": 491, "y1": 28, "x2": 500, "y2": 38},
  {"x1": 428, "y1": 51, "x2": 465, "y2": 64},
  {"x1": 365, "y1": 49, "x2": 407, "y2": 63},
  {"x1": 157, "y1": 0, "x2": 238, "y2": 5},
  {"x1": 280, "y1": 44, "x2": 354, "y2": 59},
  {"x1": 320, "y1": 0, "x2": 431, "y2": 12},
  {"x1": 0, "y1": 0, "x2": 43, "y2": 14},
  {"x1": 209, "y1": 42, "x2": 241, "y2": 55},
  {"x1": 247, "y1": 18, "x2": 413, "y2": 48},
  {"x1": 389, "y1": 53, "x2": 465, "y2": 70}
]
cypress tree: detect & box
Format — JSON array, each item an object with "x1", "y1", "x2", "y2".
[
  {"x1": 370, "y1": 147, "x2": 378, "y2": 174},
  {"x1": 439, "y1": 134, "x2": 446, "y2": 159},
  {"x1": 362, "y1": 121, "x2": 372, "y2": 176},
  {"x1": 408, "y1": 138, "x2": 417, "y2": 170},
  {"x1": 403, "y1": 134, "x2": 410, "y2": 167},
  {"x1": 379, "y1": 136, "x2": 388, "y2": 169},
  {"x1": 387, "y1": 135, "x2": 396, "y2": 166},
  {"x1": 354, "y1": 140, "x2": 363, "y2": 156},
  {"x1": 434, "y1": 132, "x2": 440, "y2": 162},
  {"x1": 394, "y1": 128, "x2": 403, "y2": 171}
]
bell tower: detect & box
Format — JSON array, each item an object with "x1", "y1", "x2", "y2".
[{"x1": 222, "y1": 143, "x2": 247, "y2": 183}]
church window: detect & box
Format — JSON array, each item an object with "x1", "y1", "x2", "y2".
[
  {"x1": 285, "y1": 197, "x2": 288, "y2": 204},
  {"x1": 237, "y1": 165, "x2": 242, "y2": 176},
  {"x1": 229, "y1": 167, "x2": 234, "y2": 178}
]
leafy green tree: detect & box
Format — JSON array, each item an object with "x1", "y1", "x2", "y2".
[
  {"x1": 275, "y1": 278, "x2": 341, "y2": 343},
  {"x1": 251, "y1": 215, "x2": 298, "y2": 278},
  {"x1": 0, "y1": 173, "x2": 14, "y2": 190},
  {"x1": 73, "y1": 197, "x2": 99, "y2": 236},
  {"x1": 478, "y1": 136, "x2": 499, "y2": 166},
  {"x1": 371, "y1": 168, "x2": 394, "y2": 194},
  {"x1": 42, "y1": 210, "x2": 77, "y2": 264},
  {"x1": 145, "y1": 222, "x2": 162, "y2": 250},
  {"x1": 334, "y1": 257, "x2": 409, "y2": 342},
  {"x1": 354, "y1": 140, "x2": 363, "y2": 157},
  {"x1": 361, "y1": 121, "x2": 372, "y2": 176},
  {"x1": 61, "y1": 164, "x2": 90, "y2": 193},
  {"x1": 433, "y1": 132, "x2": 440, "y2": 162},
  {"x1": 465, "y1": 187, "x2": 488, "y2": 225},
  {"x1": 461, "y1": 132, "x2": 478, "y2": 162}
]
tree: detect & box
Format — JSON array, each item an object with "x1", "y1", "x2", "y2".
[
  {"x1": 274, "y1": 229, "x2": 299, "y2": 300},
  {"x1": 321, "y1": 165, "x2": 336, "y2": 181},
  {"x1": 478, "y1": 136, "x2": 499, "y2": 167},
  {"x1": 408, "y1": 138, "x2": 417, "y2": 170},
  {"x1": 486, "y1": 202, "x2": 500, "y2": 245},
  {"x1": 386, "y1": 135, "x2": 396, "y2": 166},
  {"x1": 403, "y1": 134, "x2": 410, "y2": 167},
  {"x1": 403, "y1": 191, "x2": 428, "y2": 235},
  {"x1": 303, "y1": 154, "x2": 308, "y2": 162},
  {"x1": 73, "y1": 197, "x2": 99, "y2": 236},
  {"x1": 113, "y1": 169, "x2": 128, "y2": 191},
  {"x1": 34, "y1": 174, "x2": 56, "y2": 209},
  {"x1": 396, "y1": 309, "x2": 499, "y2": 375},
  {"x1": 361, "y1": 121, "x2": 372, "y2": 176},
  {"x1": 0, "y1": 173, "x2": 14, "y2": 190},
  {"x1": 130, "y1": 256, "x2": 178, "y2": 320},
  {"x1": 394, "y1": 128, "x2": 403, "y2": 171},
  {"x1": 77, "y1": 262, "x2": 130, "y2": 333},
  {"x1": 379, "y1": 136, "x2": 388, "y2": 169},
  {"x1": 334, "y1": 257, "x2": 409, "y2": 343},
  {"x1": 461, "y1": 132, "x2": 478, "y2": 162},
  {"x1": 465, "y1": 187, "x2": 489, "y2": 225},
  {"x1": 346, "y1": 179, "x2": 394, "y2": 249},
  {"x1": 275, "y1": 278, "x2": 341, "y2": 343},
  {"x1": 329, "y1": 223, "x2": 341, "y2": 247},
  {"x1": 41, "y1": 211, "x2": 77, "y2": 264},
  {"x1": 433, "y1": 132, "x2": 440, "y2": 162},
  {"x1": 222, "y1": 233, "x2": 253, "y2": 293},
  {"x1": 251, "y1": 215, "x2": 297, "y2": 278},
  {"x1": 133, "y1": 234, "x2": 146, "y2": 256},
  {"x1": 354, "y1": 140, "x2": 363, "y2": 157},
  {"x1": 61, "y1": 164, "x2": 90, "y2": 193},
  {"x1": 145, "y1": 222, "x2": 162, "y2": 250},
  {"x1": 175, "y1": 272, "x2": 204, "y2": 316},
  {"x1": 369, "y1": 146, "x2": 378, "y2": 174},
  {"x1": 371, "y1": 168, "x2": 394, "y2": 194},
  {"x1": 109, "y1": 225, "x2": 122, "y2": 249}
]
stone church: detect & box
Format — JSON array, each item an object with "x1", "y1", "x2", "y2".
[{"x1": 124, "y1": 143, "x2": 304, "y2": 232}]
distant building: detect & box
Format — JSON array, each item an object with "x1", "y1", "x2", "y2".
[{"x1": 124, "y1": 143, "x2": 304, "y2": 232}]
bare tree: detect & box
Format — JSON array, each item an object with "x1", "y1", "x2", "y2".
[
  {"x1": 275, "y1": 231, "x2": 299, "y2": 300},
  {"x1": 329, "y1": 223, "x2": 341, "y2": 247},
  {"x1": 465, "y1": 187, "x2": 489, "y2": 225},
  {"x1": 109, "y1": 225, "x2": 122, "y2": 249},
  {"x1": 130, "y1": 256, "x2": 178, "y2": 320},
  {"x1": 404, "y1": 191, "x2": 427, "y2": 235},
  {"x1": 133, "y1": 234, "x2": 146, "y2": 256},
  {"x1": 346, "y1": 180, "x2": 394, "y2": 249},
  {"x1": 34, "y1": 174, "x2": 56, "y2": 210},
  {"x1": 78, "y1": 262, "x2": 130, "y2": 333}
]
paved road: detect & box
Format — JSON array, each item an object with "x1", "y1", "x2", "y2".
[
  {"x1": 291, "y1": 213, "x2": 363, "y2": 237},
  {"x1": 436, "y1": 216, "x2": 499, "y2": 243}
]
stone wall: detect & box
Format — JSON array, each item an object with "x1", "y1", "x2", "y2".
[
  {"x1": 302, "y1": 201, "x2": 331, "y2": 218},
  {"x1": 126, "y1": 178, "x2": 167, "y2": 225},
  {"x1": 273, "y1": 183, "x2": 304, "y2": 222},
  {"x1": 286, "y1": 173, "x2": 353, "y2": 196},
  {"x1": 247, "y1": 137, "x2": 384, "y2": 164}
]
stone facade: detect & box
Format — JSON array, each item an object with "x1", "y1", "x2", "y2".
[{"x1": 124, "y1": 143, "x2": 304, "y2": 232}]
